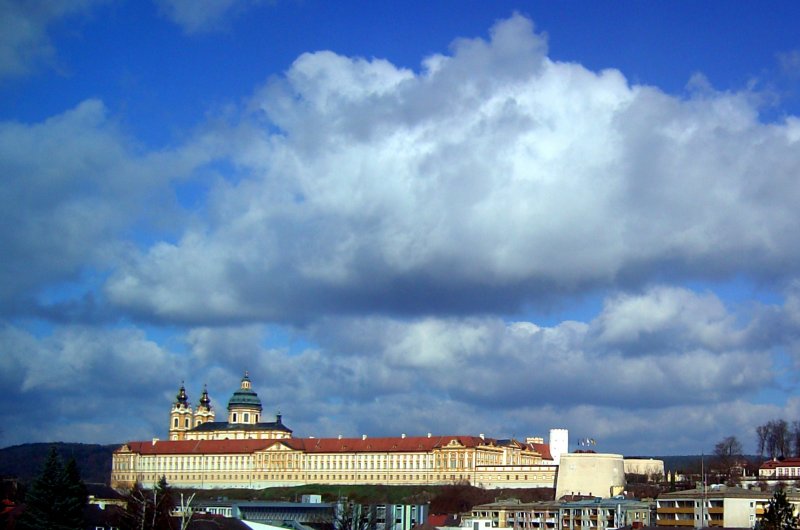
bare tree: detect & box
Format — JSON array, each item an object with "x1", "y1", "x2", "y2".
[
  {"x1": 335, "y1": 501, "x2": 377, "y2": 530},
  {"x1": 760, "y1": 420, "x2": 793, "y2": 459},
  {"x1": 758, "y1": 425, "x2": 768, "y2": 459},
  {"x1": 792, "y1": 421, "x2": 800, "y2": 458},
  {"x1": 714, "y1": 435, "x2": 743, "y2": 483}
]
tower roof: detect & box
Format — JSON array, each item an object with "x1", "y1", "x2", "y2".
[
  {"x1": 198, "y1": 385, "x2": 212, "y2": 409},
  {"x1": 175, "y1": 382, "x2": 189, "y2": 406},
  {"x1": 227, "y1": 372, "x2": 263, "y2": 412}
]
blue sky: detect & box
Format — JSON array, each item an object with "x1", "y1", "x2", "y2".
[{"x1": 2, "y1": 0, "x2": 800, "y2": 457}]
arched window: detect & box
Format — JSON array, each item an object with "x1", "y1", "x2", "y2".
[
  {"x1": 173, "y1": 417, "x2": 178, "y2": 428},
  {"x1": 232, "y1": 413, "x2": 238, "y2": 422}
]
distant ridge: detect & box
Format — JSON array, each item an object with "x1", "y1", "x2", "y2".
[{"x1": 0, "y1": 442, "x2": 119, "y2": 485}]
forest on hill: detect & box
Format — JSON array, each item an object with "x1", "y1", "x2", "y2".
[{"x1": 0, "y1": 442, "x2": 118, "y2": 484}]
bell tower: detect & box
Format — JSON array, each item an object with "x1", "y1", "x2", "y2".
[
  {"x1": 193, "y1": 384, "x2": 215, "y2": 427},
  {"x1": 169, "y1": 382, "x2": 193, "y2": 440}
]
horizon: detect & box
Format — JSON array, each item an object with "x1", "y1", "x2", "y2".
[{"x1": 2, "y1": 1, "x2": 800, "y2": 456}]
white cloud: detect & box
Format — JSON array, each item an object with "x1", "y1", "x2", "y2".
[
  {"x1": 4, "y1": 283, "x2": 796, "y2": 452},
  {"x1": 155, "y1": 0, "x2": 268, "y2": 34},
  {"x1": 0, "y1": 99, "x2": 213, "y2": 314},
  {"x1": 102, "y1": 15, "x2": 800, "y2": 325},
  {"x1": 589, "y1": 286, "x2": 743, "y2": 353},
  {"x1": 0, "y1": 324, "x2": 182, "y2": 446},
  {"x1": 0, "y1": 0, "x2": 103, "y2": 79}
]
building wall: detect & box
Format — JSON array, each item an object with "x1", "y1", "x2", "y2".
[
  {"x1": 623, "y1": 458, "x2": 665, "y2": 478},
  {"x1": 111, "y1": 439, "x2": 557, "y2": 490},
  {"x1": 554, "y1": 453, "x2": 625, "y2": 500},
  {"x1": 723, "y1": 497, "x2": 757, "y2": 528}
]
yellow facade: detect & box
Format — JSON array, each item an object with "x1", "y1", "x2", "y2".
[
  {"x1": 111, "y1": 375, "x2": 557, "y2": 491},
  {"x1": 111, "y1": 436, "x2": 557, "y2": 490}
]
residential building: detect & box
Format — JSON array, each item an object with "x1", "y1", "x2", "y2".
[
  {"x1": 655, "y1": 485, "x2": 800, "y2": 528},
  {"x1": 759, "y1": 458, "x2": 800, "y2": 484},
  {"x1": 559, "y1": 497, "x2": 650, "y2": 530},
  {"x1": 467, "y1": 499, "x2": 561, "y2": 529},
  {"x1": 466, "y1": 497, "x2": 650, "y2": 530}
]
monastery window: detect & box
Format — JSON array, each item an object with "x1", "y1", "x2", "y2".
[
  {"x1": 173, "y1": 418, "x2": 178, "y2": 428},
  {"x1": 233, "y1": 413, "x2": 238, "y2": 422},
  {"x1": 244, "y1": 413, "x2": 250, "y2": 423}
]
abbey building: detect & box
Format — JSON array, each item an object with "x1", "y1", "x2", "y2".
[
  {"x1": 111, "y1": 374, "x2": 567, "y2": 491},
  {"x1": 168, "y1": 374, "x2": 291, "y2": 441}
]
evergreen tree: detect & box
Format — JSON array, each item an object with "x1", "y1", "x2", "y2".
[
  {"x1": 153, "y1": 476, "x2": 176, "y2": 530},
  {"x1": 58, "y1": 457, "x2": 88, "y2": 529},
  {"x1": 762, "y1": 490, "x2": 798, "y2": 530},
  {"x1": 17, "y1": 446, "x2": 87, "y2": 530}
]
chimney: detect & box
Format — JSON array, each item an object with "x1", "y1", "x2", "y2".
[
  {"x1": 338, "y1": 434, "x2": 342, "y2": 439},
  {"x1": 479, "y1": 433, "x2": 485, "y2": 440},
  {"x1": 152, "y1": 438, "x2": 159, "y2": 446},
  {"x1": 401, "y1": 433, "x2": 406, "y2": 439},
  {"x1": 362, "y1": 434, "x2": 367, "y2": 440}
]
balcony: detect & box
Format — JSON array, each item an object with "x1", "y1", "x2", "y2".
[
  {"x1": 656, "y1": 520, "x2": 696, "y2": 527},
  {"x1": 658, "y1": 508, "x2": 695, "y2": 514}
]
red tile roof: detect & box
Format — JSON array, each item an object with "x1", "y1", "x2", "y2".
[
  {"x1": 760, "y1": 458, "x2": 800, "y2": 469},
  {"x1": 122, "y1": 439, "x2": 274, "y2": 455},
  {"x1": 530, "y1": 442, "x2": 552, "y2": 460},
  {"x1": 119, "y1": 435, "x2": 554, "y2": 458},
  {"x1": 279, "y1": 435, "x2": 495, "y2": 453}
]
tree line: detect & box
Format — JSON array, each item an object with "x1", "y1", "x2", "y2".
[{"x1": 756, "y1": 420, "x2": 800, "y2": 460}]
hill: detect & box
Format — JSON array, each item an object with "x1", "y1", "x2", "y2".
[{"x1": 0, "y1": 442, "x2": 119, "y2": 485}]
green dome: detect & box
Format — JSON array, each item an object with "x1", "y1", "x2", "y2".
[{"x1": 227, "y1": 373, "x2": 263, "y2": 412}]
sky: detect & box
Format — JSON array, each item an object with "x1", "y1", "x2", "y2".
[{"x1": 2, "y1": 0, "x2": 800, "y2": 457}]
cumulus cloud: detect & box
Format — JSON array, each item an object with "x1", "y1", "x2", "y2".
[
  {"x1": 0, "y1": 99, "x2": 214, "y2": 317},
  {"x1": 103, "y1": 14, "x2": 800, "y2": 325},
  {"x1": 0, "y1": 0, "x2": 103, "y2": 79},
  {"x1": 0, "y1": 324, "x2": 182, "y2": 446},
  {"x1": 177, "y1": 285, "x2": 794, "y2": 454},
  {"x1": 306, "y1": 286, "x2": 774, "y2": 412},
  {"x1": 155, "y1": 0, "x2": 268, "y2": 34},
  {"x1": 4, "y1": 283, "x2": 796, "y2": 451}
]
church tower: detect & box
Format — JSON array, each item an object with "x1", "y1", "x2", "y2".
[
  {"x1": 193, "y1": 384, "x2": 215, "y2": 427},
  {"x1": 169, "y1": 382, "x2": 193, "y2": 440}
]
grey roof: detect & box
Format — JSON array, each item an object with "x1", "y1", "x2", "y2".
[
  {"x1": 86, "y1": 482, "x2": 125, "y2": 500},
  {"x1": 658, "y1": 486, "x2": 773, "y2": 499},
  {"x1": 190, "y1": 421, "x2": 292, "y2": 433}
]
